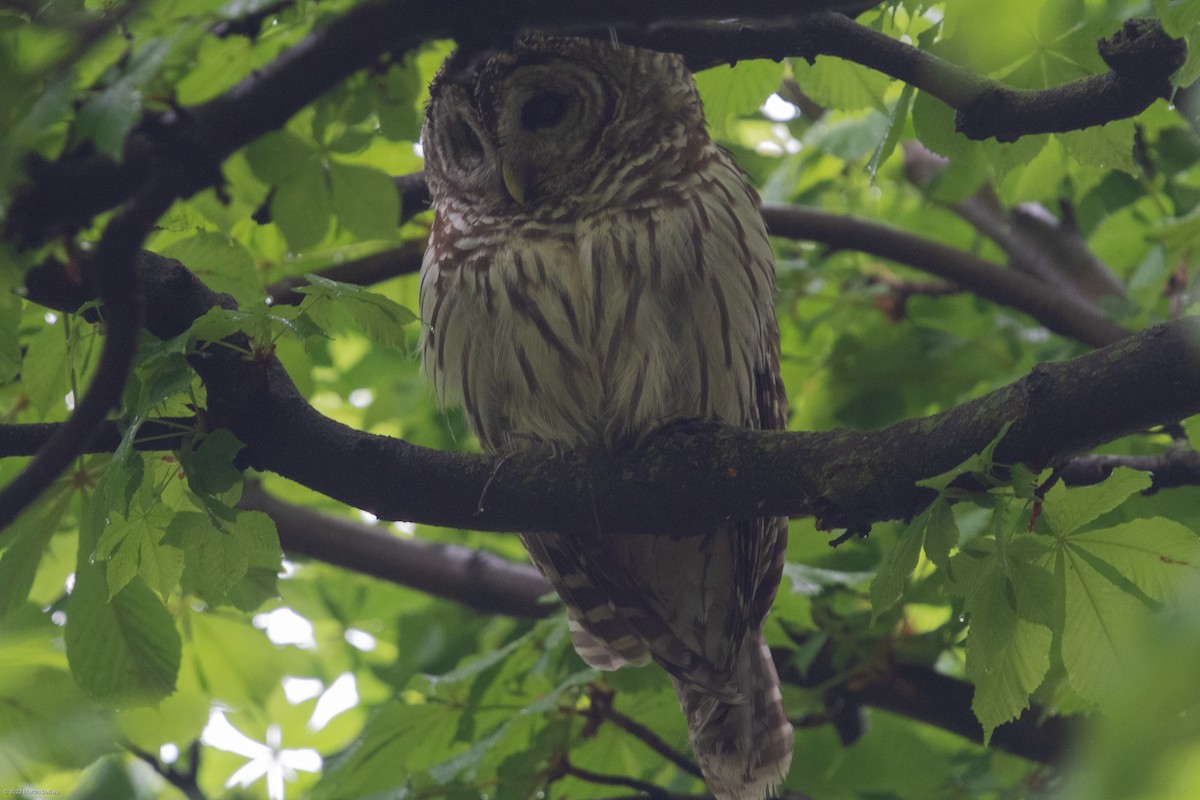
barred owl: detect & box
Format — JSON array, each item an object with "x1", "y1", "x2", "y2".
[{"x1": 419, "y1": 36, "x2": 792, "y2": 800}]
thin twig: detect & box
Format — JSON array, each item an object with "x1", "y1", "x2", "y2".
[
  {"x1": 565, "y1": 762, "x2": 683, "y2": 796},
  {"x1": 607, "y1": 707, "x2": 703, "y2": 778},
  {"x1": 129, "y1": 743, "x2": 209, "y2": 800},
  {"x1": 585, "y1": 684, "x2": 703, "y2": 778}
]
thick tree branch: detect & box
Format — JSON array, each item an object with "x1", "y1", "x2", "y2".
[
  {"x1": 19, "y1": 253, "x2": 1200, "y2": 538},
  {"x1": 620, "y1": 15, "x2": 1185, "y2": 141}
]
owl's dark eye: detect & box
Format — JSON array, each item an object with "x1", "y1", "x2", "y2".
[{"x1": 520, "y1": 91, "x2": 569, "y2": 130}]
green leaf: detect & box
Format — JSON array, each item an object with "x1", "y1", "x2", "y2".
[
  {"x1": 1042, "y1": 466, "x2": 1152, "y2": 535},
  {"x1": 298, "y1": 273, "x2": 416, "y2": 352},
  {"x1": 1160, "y1": 205, "x2": 1200, "y2": 262},
  {"x1": 314, "y1": 703, "x2": 459, "y2": 799},
  {"x1": 1156, "y1": 0, "x2": 1200, "y2": 37},
  {"x1": 95, "y1": 503, "x2": 183, "y2": 599},
  {"x1": 178, "y1": 428, "x2": 245, "y2": 502},
  {"x1": 1051, "y1": 513, "x2": 1200, "y2": 705},
  {"x1": 1058, "y1": 541, "x2": 1149, "y2": 706},
  {"x1": 948, "y1": 536, "x2": 1055, "y2": 740},
  {"x1": 792, "y1": 55, "x2": 891, "y2": 113},
  {"x1": 783, "y1": 563, "x2": 872, "y2": 596},
  {"x1": 0, "y1": 486, "x2": 72, "y2": 619},
  {"x1": 187, "y1": 305, "x2": 267, "y2": 345},
  {"x1": 911, "y1": 88, "x2": 975, "y2": 161},
  {"x1": 187, "y1": 304, "x2": 320, "y2": 354},
  {"x1": 160, "y1": 231, "x2": 261, "y2": 307},
  {"x1": 1064, "y1": 518, "x2": 1200, "y2": 604},
  {"x1": 0, "y1": 660, "x2": 118, "y2": 783},
  {"x1": 922, "y1": 497, "x2": 961, "y2": 569},
  {"x1": 71, "y1": 82, "x2": 141, "y2": 159},
  {"x1": 982, "y1": 133, "x2": 1049, "y2": 185},
  {"x1": 187, "y1": 609, "x2": 285, "y2": 708},
  {"x1": 803, "y1": 110, "x2": 892, "y2": 162},
  {"x1": 70, "y1": 37, "x2": 178, "y2": 158},
  {"x1": 168, "y1": 511, "x2": 246, "y2": 600},
  {"x1": 117, "y1": 656, "x2": 210, "y2": 752},
  {"x1": 245, "y1": 129, "x2": 318, "y2": 184},
  {"x1": 428, "y1": 669, "x2": 592, "y2": 784},
  {"x1": 235, "y1": 510, "x2": 283, "y2": 571},
  {"x1": 870, "y1": 498, "x2": 959, "y2": 618},
  {"x1": 119, "y1": 346, "x2": 194, "y2": 461},
  {"x1": 330, "y1": 161, "x2": 400, "y2": 241},
  {"x1": 22, "y1": 318, "x2": 70, "y2": 419},
  {"x1": 1057, "y1": 121, "x2": 1137, "y2": 174},
  {"x1": 910, "y1": 89, "x2": 989, "y2": 201},
  {"x1": 868, "y1": 82, "x2": 914, "y2": 180},
  {"x1": 377, "y1": 61, "x2": 423, "y2": 141},
  {"x1": 0, "y1": 267, "x2": 21, "y2": 385},
  {"x1": 694, "y1": 60, "x2": 785, "y2": 136},
  {"x1": 175, "y1": 35, "x2": 256, "y2": 105},
  {"x1": 273, "y1": 165, "x2": 333, "y2": 251},
  {"x1": 167, "y1": 508, "x2": 279, "y2": 606},
  {"x1": 917, "y1": 421, "x2": 1015, "y2": 493},
  {"x1": 65, "y1": 566, "x2": 181, "y2": 705}
]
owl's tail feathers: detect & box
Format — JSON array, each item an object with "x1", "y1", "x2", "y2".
[{"x1": 674, "y1": 636, "x2": 794, "y2": 800}]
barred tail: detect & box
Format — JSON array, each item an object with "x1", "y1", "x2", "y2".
[{"x1": 673, "y1": 636, "x2": 793, "y2": 800}]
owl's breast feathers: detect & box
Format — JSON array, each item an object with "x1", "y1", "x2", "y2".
[{"x1": 421, "y1": 146, "x2": 778, "y2": 453}]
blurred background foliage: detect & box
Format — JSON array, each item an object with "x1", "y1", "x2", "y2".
[{"x1": 1, "y1": 0, "x2": 1199, "y2": 798}]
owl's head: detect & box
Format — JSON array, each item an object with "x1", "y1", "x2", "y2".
[{"x1": 422, "y1": 36, "x2": 702, "y2": 215}]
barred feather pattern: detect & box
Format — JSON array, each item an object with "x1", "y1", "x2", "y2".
[{"x1": 419, "y1": 36, "x2": 792, "y2": 800}]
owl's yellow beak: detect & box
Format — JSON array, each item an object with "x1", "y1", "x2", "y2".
[{"x1": 501, "y1": 161, "x2": 529, "y2": 205}]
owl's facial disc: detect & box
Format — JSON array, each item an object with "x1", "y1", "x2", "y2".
[{"x1": 489, "y1": 62, "x2": 614, "y2": 206}]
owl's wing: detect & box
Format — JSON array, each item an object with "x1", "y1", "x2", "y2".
[
  {"x1": 523, "y1": 530, "x2": 743, "y2": 701},
  {"x1": 520, "y1": 532, "x2": 650, "y2": 670}
]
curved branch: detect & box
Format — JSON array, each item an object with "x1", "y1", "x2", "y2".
[
  {"x1": 620, "y1": 14, "x2": 1185, "y2": 141},
  {"x1": 20, "y1": 253, "x2": 1200, "y2": 538},
  {"x1": 1060, "y1": 443, "x2": 1200, "y2": 490},
  {"x1": 901, "y1": 141, "x2": 1128, "y2": 309},
  {"x1": 239, "y1": 483, "x2": 554, "y2": 618},
  {"x1": 762, "y1": 204, "x2": 1133, "y2": 348},
  {"x1": 0, "y1": 182, "x2": 172, "y2": 527}
]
